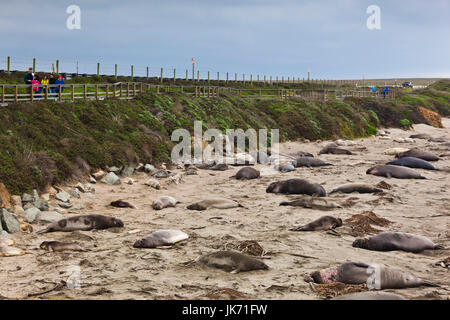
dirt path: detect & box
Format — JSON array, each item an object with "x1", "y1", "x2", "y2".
[{"x1": 1, "y1": 120, "x2": 449, "y2": 300}]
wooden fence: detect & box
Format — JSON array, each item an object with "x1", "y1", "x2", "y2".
[{"x1": 0, "y1": 82, "x2": 397, "y2": 105}]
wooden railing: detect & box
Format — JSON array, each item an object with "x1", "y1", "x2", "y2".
[{"x1": 0, "y1": 82, "x2": 397, "y2": 105}]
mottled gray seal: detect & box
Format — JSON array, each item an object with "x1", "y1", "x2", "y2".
[
  {"x1": 366, "y1": 165, "x2": 426, "y2": 179},
  {"x1": 294, "y1": 157, "x2": 332, "y2": 168},
  {"x1": 280, "y1": 197, "x2": 341, "y2": 210},
  {"x1": 187, "y1": 199, "x2": 243, "y2": 211},
  {"x1": 307, "y1": 262, "x2": 439, "y2": 289},
  {"x1": 279, "y1": 163, "x2": 295, "y2": 172},
  {"x1": 290, "y1": 216, "x2": 342, "y2": 231},
  {"x1": 288, "y1": 151, "x2": 314, "y2": 158},
  {"x1": 332, "y1": 292, "x2": 406, "y2": 300},
  {"x1": 387, "y1": 157, "x2": 438, "y2": 170},
  {"x1": 152, "y1": 196, "x2": 180, "y2": 210},
  {"x1": 211, "y1": 163, "x2": 229, "y2": 171},
  {"x1": 352, "y1": 232, "x2": 445, "y2": 253},
  {"x1": 266, "y1": 179, "x2": 326, "y2": 197},
  {"x1": 40, "y1": 241, "x2": 88, "y2": 252},
  {"x1": 0, "y1": 245, "x2": 25, "y2": 257},
  {"x1": 329, "y1": 184, "x2": 383, "y2": 195},
  {"x1": 110, "y1": 200, "x2": 136, "y2": 209},
  {"x1": 36, "y1": 214, "x2": 124, "y2": 233},
  {"x1": 409, "y1": 133, "x2": 432, "y2": 140},
  {"x1": 133, "y1": 230, "x2": 189, "y2": 248},
  {"x1": 198, "y1": 251, "x2": 269, "y2": 273},
  {"x1": 151, "y1": 169, "x2": 173, "y2": 178},
  {"x1": 319, "y1": 145, "x2": 353, "y2": 155},
  {"x1": 396, "y1": 149, "x2": 439, "y2": 162},
  {"x1": 231, "y1": 167, "x2": 260, "y2": 180}
]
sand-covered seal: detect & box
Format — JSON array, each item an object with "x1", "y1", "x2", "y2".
[
  {"x1": 329, "y1": 184, "x2": 383, "y2": 195},
  {"x1": 387, "y1": 157, "x2": 438, "y2": 170},
  {"x1": 198, "y1": 251, "x2": 269, "y2": 273},
  {"x1": 306, "y1": 262, "x2": 439, "y2": 289},
  {"x1": 36, "y1": 214, "x2": 124, "y2": 233},
  {"x1": 266, "y1": 179, "x2": 326, "y2": 197},
  {"x1": 40, "y1": 241, "x2": 88, "y2": 252},
  {"x1": 383, "y1": 147, "x2": 410, "y2": 156},
  {"x1": 352, "y1": 232, "x2": 445, "y2": 253},
  {"x1": 366, "y1": 165, "x2": 426, "y2": 179},
  {"x1": 396, "y1": 149, "x2": 440, "y2": 162},
  {"x1": 280, "y1": 197, "x2": 341, "y2": 210},
  {"x1": 133, "y1": 230, "x2": 189, "y2": 248},
  {"x1": 0, "y1": 245, "x2": 26, "y2": 257},
  {"x1": 290, "y1": 216, "x2": 342, "y2": 231},
  {"x1": 288, "y1": 151, "x2": 314, "y2": 158},
  {"x1": 279, "y1": 163, "x2": 295, "y2": 172},
  {"x1": 409, "y1": 133, "x2": 432, "y2": 140},
  {"x1": 152, "y1": 196, "x2": 180, "y2": 210},
  {"x1": 211, "y1": 163, "x2": 229, "y2": 171},
  {"x1": 332, "y1": 292, "x2": 406, "y2": 300},
  {"x1": 187, "y1": 199, "x2": 243, "y2": 211},
  {"x1": 231, "y1": 167, "x2": 260, "y2": 180},
  {"x1": 294, "y1": 157, "x2": 332, "y2": 168},
  {"x1": 110, "y1": 200, "x2": 136, "y2": 209},
  {"x1": 319, "y1": 145, "x2": 353, "y2": 155}
]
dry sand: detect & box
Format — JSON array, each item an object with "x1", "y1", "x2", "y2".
[{"x1": 1, "y1": 119, "x2": 449, "y2": 300}]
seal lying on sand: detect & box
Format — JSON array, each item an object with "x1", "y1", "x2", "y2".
[
  {"x1": 329, "y1": 184, "x2": 383, "y2": 194},
  {"x1": 231, "y1": 167, "x2": 260, "y2": 180},
  {"x1": 319, "y1": 144, "x2": 353, "y2": 155},
  {"x1": 294, "y1": 157, "x2": 332, "y2": 168},
  {"x1": 409, "y1": 133, "x2": 432, "y2": 140},
  {"x1": 266, "y1": 179, "x2": 326, "y2": 197},
  {"x1": 396, "y1": 149, "x2": 439, "y2": 162},
  {"x1": 40, "y1": 241, "x2": 88, "y2": 252},
  {"x1": 152, "y1": 196, "x2": 180, "y2": 210},
  {"x1": 280, "y1": 197, "x2": 341, "y2": 210},
  {"x1": 332, "y1": 292, "x2": 406, "y2": 300},
  {"x1": 110, "y1": 200, "x2": 136, "y2": 209},
  {"x1": 37, "y1": 214, "x2": 124, "y2": 233},
  {"x1": 133, "y1": 230, "x2": 189, "y2": 248},
  {"x1": 290, "y1": 216, "x2": 342, "y2": 231},
  {"x1": 306, "y1": 262, "x2": 439, "y2": 289},
  {"x1": 187, "y1": 199, "x2": 243, "y2": 211},
  {"x1": 352, "y1": 232, "x2": 445, "y2": 253},
  {"x1": 366, "y1": 165, "x2": 426, "y2": 179},
  {"x1": 383, "y1": 148, "x2": 410, "y2": 156},
  {"x1": 0, "y1": 245, "x2": 26, "y2": 257},
  {"x1": 198, "y1": 251, "x2": 269, "y2": 273},
  {"x1": 387, "y1": 157, "x2": 438, "y2": 170},
  {"x1": 288, "y1": 151, "x2": 314, "y2": 158}
]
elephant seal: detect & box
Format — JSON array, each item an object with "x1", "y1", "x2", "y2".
[
  {"x1": 151, "y1": 169, "x2": 173, "y2": 178},
  {"x1": 152, "y1": 196, "x2": 180, "y2": 210},
  {"x1": 290, "y1": 216, "x2": 342, "y2": 231},
  {"x1": 383, "y1": 147, "x2": 410, "y2": 156},
  {"x1": 198, "y1": 251, "x2": 269, "y2": 273},
  {"x1": 110, "y1": 200, "x2": 136, "y2": 209},
  {"x1": 294, "y1": 157, "x2": 332, "y2": 168},
  {"x1": 352, "y1": 232, "x2": 445, "y2": 253},
  {"x1": 279, "y1": 163, "x2": 295, "y2": 172},
  {"x1": 36, "y1": 214, "x2": 124, "y2": 233},
  {"x1": 366, "y1": 165, "x2": 426, "y2": 179},
  {"x1": 329, "y1": 184, "x2": 383, "y2": 195},
  {"x1": 332, "y1": 292, "x2": 406, "y2": 300},
  {"x1": 288, "y1": 151, "x2": 314, "y2": 158},
  {"x1": 319, "y1": 145, "x2": 353, "y2": 155},
  {"x1": 144, "y1": 179, "x2": 161, "y2": 190},
  {"x1": 280, "y1": 197, "x2": 341, "y2": 210},
  {"x1": 133, "y1": 230, "x2": 189, "y2": 248},
  {"x1": 409, "y1": 133, "x2": 432, "y2": 140},
  {"x1": 187, "y1": 199, "x2": 243, "y2": 211},
  {"x1": 266, "y1": 179, "x2": 326, "y2": 197},
  {"x1": 232, "y1": 167, "x2": 260, "y2": 180},
  {"x1": 386, "y1": 157, "x2": 438, "y2": 170},
  {"x1": 306, "y1": 262, "x2": 439, "y2": 289},
  {"x1": 40, "y1": 241, "x2": 88, "y2": 252},
  {"x1": 0, "y1": 245, "x2": 26, "y2": 257},
  {"x1": 211, "y1": 163, "x2": 229, "y2": 171},
  {"x1": 396, "y1": 149, "x2": 439, "y2": 161}
]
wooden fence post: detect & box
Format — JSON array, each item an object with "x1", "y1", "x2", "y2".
[
  {"x1": 95, "y1": 85, "x2": 98, "y2": 100},
  {"x1": 161, "y1": 68, "x2": 163, "y2": 83},
  {"x1": 235, "y1": 73, "x2": 237, "y2": 82},
  {"x1": 58, "y1": 85, "x2": 62, "y2": 101},
  {"x1": 217, "y1": 72, "x2": 219, "y2": 81},
  {"x1": 72, "y1": 84, "x2": 75, "y2": 101},
  {"x1": 186, "y1": 69, "x2": 188, "y2": 81},
  {"x1": 133, "y1": 83, "x2": 136, "y2": 97},
  {"x1": 84, "y1": 84, "x2": 87, "y2": 99},
  {"x1": 226, "y1": 72, "x2": 229, "y2": 83},
  {"x1": 147, "y1": 66, "x2": 149, "y2": 81},
  {"x1": 7, "y1": 56, "x2": 10, "y2": 74},
  {"x1": 126, "y1": 83, "x2": 130, "y2": 98},
  {"x1": 131, "y1": 65, "x2": 134, "y2": 81},
  {"x1": 15, "y1": 85, "x2": 18, "y2": 103},
  {"x1": 33, "y1": 58, "x2": 36, "y2": 73},
  {"x1": 106, "y1": 84, "x2": 109, "y2": 99},
  {"x1": 97, "y1": 63, "x2": 100, "y2": 76},
  {"x1": 1, "y1": 85, "x2": 5, "y2": 104},
  {"x1": 208, "y1": 71, "x2": 210, "y2": 83},
  {"x1": 56, "y1": 60, "x2": 59, "y2": 74},
  {"x1": 120, "y1": 83, "x2": 123, "y2": 98},
  {"x1": 115, "y1": 64, "x2": 118, "y2": 80},
  {"x1": 173, "y1": 69, "x2": 176, "y2": 83}
]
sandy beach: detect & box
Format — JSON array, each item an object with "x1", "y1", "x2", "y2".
[{"x1": 1, "y1": 119, "x2": 449, "y2": 300}]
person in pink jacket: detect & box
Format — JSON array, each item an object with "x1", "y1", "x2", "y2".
[{"x1": 32, "y1": 74, "x2": 42, "y2": 99}]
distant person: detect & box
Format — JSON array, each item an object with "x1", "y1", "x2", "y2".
[
  {"x1": 41, "y1": 74, "x2": 49, "y2": 96},
  {"x1": 32, "y1": 74, "x2": 42, "y2": 99},
  {"x1": 370, "y1": 86, "x2": 376, "y2": 93},
  {"x1": 49, "y1": 74, "x2": 56, "y2": 96},
  {"x1": 54, "y1": 74, "x2": 65, "y2": 97},
  {"x1": 383, "y1": 86, "x2": 389, "y2": 99},
  {"x1": 24, "y1": 67, "x2": 34, "y2": 95}
]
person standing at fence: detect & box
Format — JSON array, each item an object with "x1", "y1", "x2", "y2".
[
  {"x1": 383, "y1": 86, "x2": 389, "y2": 99},
  {"x1": 32, "y1": 74, "x2": 42, "y2": 99},
  {"x1": 49, "y1": 74, "x2": 56, "y2": 96},
  {"x1": 54, "y1": 74, "x2": 65, "y2": 99},
  {"x1": 24, "y1": 67, "x2": 34, "y2": 96},
  {"x1": 41, "y1": 74, "x2": 49, "y2": 96}
]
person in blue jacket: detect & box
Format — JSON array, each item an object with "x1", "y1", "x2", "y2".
[
  {"x1": 54, "y1": 74, "x2": 65, "y2": 94},
  {"x1": 383, "y1": 86, "x2": 389, "y2": 99}
]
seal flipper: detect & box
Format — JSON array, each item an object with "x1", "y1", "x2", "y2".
[
  {"x1": 434, "y1": 245, "x2": 446, "y2": 250},
  {"x1": 279, "y1": 202, "x2": 290, "y2": 206},
  {"x1": 422, "y1": 280, "x2": 440, "y2": 287},
  {"x1": 36, "y1": 227, "x2": 50, "y2": 234}
]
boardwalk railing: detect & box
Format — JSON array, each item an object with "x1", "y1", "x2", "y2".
[{"x1": 0, "y1": 82, "x2": 397, "y2": 105}]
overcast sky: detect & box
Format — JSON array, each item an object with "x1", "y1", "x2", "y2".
[{"x1": 0, "y1": 0, "x2": 449, "y2": 79}]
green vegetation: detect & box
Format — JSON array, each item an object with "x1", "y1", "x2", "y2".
[{"x1": 0, "y1": 78, "x2": 449, "y2": 195}]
